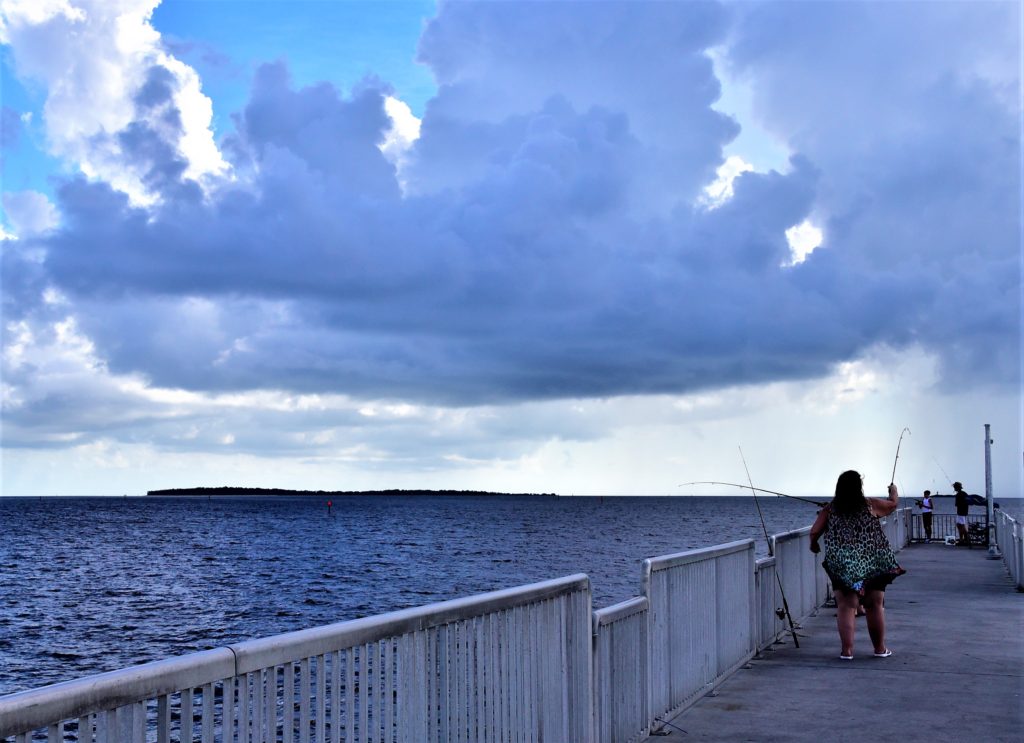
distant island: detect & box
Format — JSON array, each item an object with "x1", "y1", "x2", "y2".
[{"x1": 147, "y1": 487, "x2": 558, "y2": 497}]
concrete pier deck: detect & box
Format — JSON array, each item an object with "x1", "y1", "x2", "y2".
[{"x1": 651, "y1": 543, "x2": 1023, "y2": 742}]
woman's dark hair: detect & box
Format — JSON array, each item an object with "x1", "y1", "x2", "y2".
[{"x1": 832, "y1": 470, "x2": 868, "y2": 515}]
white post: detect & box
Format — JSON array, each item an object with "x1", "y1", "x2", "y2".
[{"x1": 985, "y1": 423, "x2": 1001, "y2": 558}]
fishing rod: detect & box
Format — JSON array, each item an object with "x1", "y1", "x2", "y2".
[
  {"x1": 889, "y1": 427, "x2": 911, "y2": 486},
  {"x1": 680, "y1": 481, "x2": 827, "y2": 508},
  {"x1": 738, "y1": 450, "x2": 773, "y2": 556},
  {"x1": 739, "y1": 447, "x2": 801, "y2": 648}
]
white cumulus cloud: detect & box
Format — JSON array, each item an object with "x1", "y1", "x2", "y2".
[
  {"x1": 379, "y1": 95, "x2": 421, "y2": 188},
  {"x1": 0, "y1": 0, "x2": 227, "y2": 203},
  {"x1": 784, "y1": 219, "x2": 823, "y2": 266}
]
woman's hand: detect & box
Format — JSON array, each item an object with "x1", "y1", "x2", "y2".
[
  {"x1": 870, "y1": 484, "x2": 900, "y2": 517},
  {"x1": 810, "y1": 539, "x2": 820, "y2": 554}
]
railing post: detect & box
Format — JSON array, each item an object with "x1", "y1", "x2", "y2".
[{"x1": 985, "y1": 423, "x2": 1002, "y2": 558}]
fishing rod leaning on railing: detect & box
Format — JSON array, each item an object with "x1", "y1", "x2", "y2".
[{"x1": 737, "y1": 447, "x2": 802, "y2": 648}]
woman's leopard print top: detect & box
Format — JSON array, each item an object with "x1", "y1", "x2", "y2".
[{"x1": 822, "y1": 504, "x2": 903, "y2": 593}]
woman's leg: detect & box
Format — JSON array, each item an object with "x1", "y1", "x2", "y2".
[
  {"x1": 835, "y1": 590, "x2": 859, "y2": 656},
  {"x1": 863, "y1": 589, "x2": 887, "y2": 654}
]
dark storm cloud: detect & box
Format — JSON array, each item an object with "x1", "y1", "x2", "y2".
[
  {"x1": 4, "y1": 1, "x2": 1019, "y2": 414},
  {"x1": 725, "y1": 0, "x2": 1020, "y2": 390}
]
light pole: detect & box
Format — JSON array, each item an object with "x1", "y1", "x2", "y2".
[{"x1": 985, "y1": 423, "x2": 1001, "y2": 559}]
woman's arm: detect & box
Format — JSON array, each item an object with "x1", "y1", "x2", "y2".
[
  {"x1": 869, "y1": 483, "x2": 899, "y2": 517},
  {"x1": 809, "y1": 507, "x2": 829, "y2": 553}
]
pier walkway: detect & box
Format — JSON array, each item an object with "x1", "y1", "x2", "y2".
[{"x1": 652, "y1": 543, "x2": 1023, "y2": 743}]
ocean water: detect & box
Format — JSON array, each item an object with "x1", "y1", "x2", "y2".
[{"x1": 1, "y1": 494, "x2": 1019, "y2": 696}]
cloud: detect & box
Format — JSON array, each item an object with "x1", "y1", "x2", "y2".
[
  {"x1": 410, "y1": 0, "x2": 736, "y2": 212},
  {"x1": 161, "y1": 34, "x2": 233, "y2": 72},
  {"x1": 701, "y1": 154, "x2": 754, "y2": 207},
  {"x1": 379, "y1": 95, "x2": 421, "y2": 188},
  {"x1": 0, "y1": 308, "x2": 609, "y2": 464},
  {"x1": 1, "y1": 0, "x2": 1018, "y2": 453},
  {"x1": 784, "y1": 220, "x2": 822, "y2": 266},
  {"x1": 0, "y1": 0, "x2": 226, "y2": 203},
  {"x1": 725, "y1": 0, "x2": 1020, "y2": 390},
  {"x1": 1, "y1": 190, "x2": 59, "y2": 235}
]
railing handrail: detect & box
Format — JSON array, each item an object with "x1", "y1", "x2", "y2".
[
  {"x1": 0, "y1": 649, "x2": 235, "y2": 738},
  {"x1": 0, "y1": 573, "x2": 589, "y2": 738},
  {"x1": 770, "y1": 524, "x2": 811, "y2": 545},
  {"x1": 232, "y1": 572, "x2": 588, "y2": 673},
  {"x1": 639, "y1": 538, "x2": 754, "y2": 598},
  {"x1": 593, "y1": 596, "x2": 649, "y2": 629},
  {"x1": 642, "y1": 538, "x2": 754, "y2": 574}
]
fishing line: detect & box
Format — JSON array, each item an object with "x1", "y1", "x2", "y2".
[
  {"x1": 679, "y1": 481, "x2": 827, "y2": 508},
  {"x1": 739, "y1": 447, "x2": 801, "y2": 649},
  {"x1": 889, "y1": 427, "x2": 911, "y2": 486},
  {"x1": 932, "y1": 457, "x2": 954, "y2": 488}
]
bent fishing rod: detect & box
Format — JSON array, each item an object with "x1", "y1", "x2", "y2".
[
  {"x1": 739, "y1": 447, "x2": 801, "y2": 648},
  {"x1": 679, "y1": 481, "x2": 827, "y2": 508},
  {"x1": 889, "y1": 427, "x2": 911, "y2": 486}
]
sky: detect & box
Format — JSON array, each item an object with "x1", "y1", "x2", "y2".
[{"x1": 0, "y1": 0, "x2": 1020, "y2": 498}]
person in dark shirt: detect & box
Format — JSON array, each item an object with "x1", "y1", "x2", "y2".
[{"x1": 953, "y1": 481, "x2": 970, "y2": 547}]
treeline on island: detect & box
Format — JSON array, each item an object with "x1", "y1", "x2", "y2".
[{"x1": 146, "y1": 487, "x2": 558, "y2": 497}]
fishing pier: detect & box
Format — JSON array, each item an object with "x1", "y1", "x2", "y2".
[
  {"x1": 652, "y1": 539, "x2": 1022, "y2": 742},
  {"x1": 1, "y1": 509, "x2": 1021, "y2": 742}
]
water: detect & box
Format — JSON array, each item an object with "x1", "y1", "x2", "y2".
[{"x1": 1, "y1": 494, "x2": 1019, "y2": 696}]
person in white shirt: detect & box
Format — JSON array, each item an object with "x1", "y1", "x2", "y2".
[{"x1": 920, "y1": 490, "x2": 934, "y2": 542}]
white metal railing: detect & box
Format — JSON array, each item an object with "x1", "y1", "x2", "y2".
[
  {"x1": 753, "y1": 557, "x2": 785, "y2": 652},
  {"x1": 640, "y1": 539, "x2": 756, "y2": 729},
  {"x1": 0, "y1": 575, "x2": 593, "y2": 743},
  {"x1": 994, "y1": 510, "x2": 1023, "y2": 589},
  {"x1": 770, "y1": 527, "x2": 826, "y2": 624},
  {"x1": 590, "y1": 539, "x2": 788, "y2": 743},
  {"x1": 906, "y1": 507, "x2": 1022, "y2": 588},
  {"x1": 3, "y1": 508, "x2": 925, "y2": 743},
  {"x1": 879, "y1": 507, "x2": 911, "y2": 551},
  {"x1": 908, "y1": 512, "x2": 986, "y2": 543},
  {"x1": 591, "y1": 597, "x2": 649, "y2": 743}
]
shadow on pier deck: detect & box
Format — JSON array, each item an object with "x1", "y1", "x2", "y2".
[{"x1": 651, "y1": 543, "x2": 1023, "y2": 742}]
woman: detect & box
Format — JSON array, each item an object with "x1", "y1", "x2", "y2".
[{"x1": 809, "y1": 471, "x2": 905, "y2": 660}]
